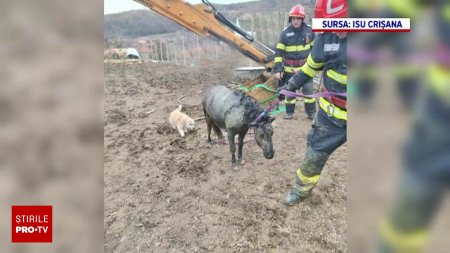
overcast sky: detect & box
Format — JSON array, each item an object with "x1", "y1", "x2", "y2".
[{"x1": 104, "y1": 0, "x2": 260, "y2": 14}]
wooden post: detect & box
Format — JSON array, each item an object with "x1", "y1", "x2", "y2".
[
  {"x1": 166, "y1": 41, "x2": 170, "y2": 62},
  {"x1": 215, "y1": 40, "x2": 218, "y2": 61},
  {"x1": 196, "y1": 35, "x2": 200, "y2": 65},
  {"x1": 182, "y1": 35, "x2": 186, "y2": 65},
  {"x1": 159, "y1": 40, "x2": 164, "y2": 61}
]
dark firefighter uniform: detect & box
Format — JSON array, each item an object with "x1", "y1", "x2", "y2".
[
  {"x1": 377, "y1": 65, "x2": 450, "y2": 253},
  {"x1": 281, "y1": 31, "x2": 347, "y2": 204},
  {"x1": 376, "y1": 1, "x2": 450, "y2": 251},
  {"x1": 274, "y1": 24, "x2": 316, "y2": 118},
  {"x1": 352, "y1": 0, "x2": 422, "y2": 110}
]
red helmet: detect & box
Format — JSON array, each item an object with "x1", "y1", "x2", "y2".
[
  {"x1": 314, "y1": 0, "x2": 347, "y2": 18},
  {"x1": 289, "y1": 4, "x2": 306, "y2": 18}
]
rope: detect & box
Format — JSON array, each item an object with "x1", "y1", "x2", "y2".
[
  {"x1": 251, "y1": 98, "x2": 280, "y2": 124},
  {"x1": 193, "y1": 117, "x2": 205, "y2": 122},
  {"x1": 177, "y1": 94, "x2": 202, "y2": 107},
  {"x1": 239, "y1": 83, "x2": 276, "y2": 93}
]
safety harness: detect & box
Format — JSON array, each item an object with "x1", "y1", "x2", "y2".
[
  {"x1": 322, "y1": 87, "x2": 347, "y2": 110},
  {"x1": 284, "y1": 59, "x2": 306, "y2": 67},
  {"x1": 281, "y1": 89, "x2": 347, "y2": 121},
  {"x1": 251, "y1": 89, "x2": 347, "y2": 124}
]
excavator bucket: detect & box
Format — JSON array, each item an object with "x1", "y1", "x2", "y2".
[{"x1": 240, "y1": 73, "x2": 278, "y2": 106}]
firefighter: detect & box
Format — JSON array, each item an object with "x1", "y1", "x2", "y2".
[
  {"x1": 376, "y1": 2, "x2": 450, "y2": 251},
  {"x1": 273, "y1": 4, "x2": 316, "y2": 120},
  {"x1": 376, "y1": 58, "x2": 450, "y2": 253},
  {"x1": 351, "y1": 0, "x2": 422, "y2": 110},
  {"x1": 277, "y1": 0, "x2": 347, "y2": 205}
]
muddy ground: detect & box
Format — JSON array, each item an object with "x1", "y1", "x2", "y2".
[{"x1": 104, "y1": 60, "x2": 347, "y2": 253}]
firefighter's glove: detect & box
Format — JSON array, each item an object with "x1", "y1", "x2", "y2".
[{"x1": 274, "y1": 72, "x2": 282, "y2": 81}]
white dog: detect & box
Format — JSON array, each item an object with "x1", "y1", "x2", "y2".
[{"x1": 169, "y1": 105, "x2": 195, "y2": 137}]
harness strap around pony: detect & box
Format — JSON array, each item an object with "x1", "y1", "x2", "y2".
[{"x1": 251, "y1": 99, "x2": 279, "y2": 125}]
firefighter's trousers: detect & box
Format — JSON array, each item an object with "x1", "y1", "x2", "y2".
[
  {"x1": 293, "y1": 108, "x2": 347, "y2": 197},
  {"x1": 279, "y1": 73, "x2": 316, "y2": 117},
  {"x1": 376, "y1": 90, "x2": 450, "y2": 252}
]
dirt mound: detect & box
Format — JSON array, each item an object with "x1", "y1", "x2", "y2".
[{"x1": 104, "y1": 61, "x2": 347, "y2": 252}]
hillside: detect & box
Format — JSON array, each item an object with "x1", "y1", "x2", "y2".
[
  {"x1": 104, "y1": 0, "x2": 315, "y2": 40},
  {"x1": 104, "y1": 10, "x2": 180, "y2": 39}
]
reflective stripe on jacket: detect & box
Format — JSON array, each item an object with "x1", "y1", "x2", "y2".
[
  {"x1": 288, "y1": 32, "x2": 347, "y2": 121},
  {"x1": 274, "y1": 24, "x2": 315, "y2": 73}
]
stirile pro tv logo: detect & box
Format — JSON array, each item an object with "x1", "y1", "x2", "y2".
[{"x1": 12, "y1": 206, "x2": 52, "y2": 243}]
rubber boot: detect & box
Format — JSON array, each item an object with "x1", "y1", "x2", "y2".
[
  {"x1": 284, "y1": 113, "x2": 293, "y2": 120},
  {"x1": 282, "y1": 177, "x2": 305, "y2": 205},
  {"x1": 283, "y1": 148, "x2": 329, "y2": 205},
  {"x1": 284, "y1": 103, "x2": 295, "y2": 120},
  {"x1": 305, "y1": 102, "x2": 316, "y2": 120}
]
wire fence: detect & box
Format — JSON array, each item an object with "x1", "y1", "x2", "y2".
[{"x1": 107, "y1": 7, "x2": 316, "y2": 67}]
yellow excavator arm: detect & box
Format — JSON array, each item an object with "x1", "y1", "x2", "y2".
[
  {"x1": 134, "y1": 0, "x2": 278, "y2": 104},
  {"x1": 134, "y1": 0, "x2": 274, "y2": 69}
]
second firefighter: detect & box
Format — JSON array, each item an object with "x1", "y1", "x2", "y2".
[{"x1": 273, "y1": 4, "x2": 316, "y2": 120}]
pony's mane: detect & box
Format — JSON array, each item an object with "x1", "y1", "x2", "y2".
[{"x1": 234, "y1": 90, "x2": 264, "y2": 123}]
